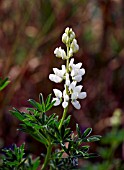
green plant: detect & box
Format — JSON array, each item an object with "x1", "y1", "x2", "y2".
[{"x1": 0, "y1": 27, "x2": 101, "y2": 170}]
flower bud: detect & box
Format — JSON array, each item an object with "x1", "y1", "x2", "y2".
[
  {"x1": 65, "y1": 27, "x2": 69, "y2": 34},
  {"x1": 62, "y1": 33, "x2": 68, "y2": 44},
  {"x1": 70, "y1": 30, "x2": 75, "y2": 41},
  {"x1": 71, "y1": 39, "x2": 79, "y2": 53}
]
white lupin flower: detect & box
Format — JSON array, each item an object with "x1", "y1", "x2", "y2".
[
  {"x1": 69, "y1": 58, "x2": 82, "y2": 70},
  {"x1": 69, "y1": 58, "x2": 85, "y2": 82},
  {"x1": 53, "y1": 65, "x2": 66, "y2": 77},
  {"x1": 49, "y1": 74, "x2": 63, "y2": 83},
  {"x1": 52, "y1": 89, "x2": 62, "y2": 106},
  {"x1": 54, "y1": 47, "x2": 67, "y2": 59},
  {"x1": 69, "y1": 82, "x2": 86, "y2": 108},
  {"x1": 49, "y1": 27, "x2": 87, "y2": 110},
  {"x1": 49, "y1": 65, "x2": 66, "y2": 83},
  {"x1": 70, "y1": 39, "x2": 79, "y2": 53}
]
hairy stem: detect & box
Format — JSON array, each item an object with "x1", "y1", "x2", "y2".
[{"x1": 41, "y1": 143, "x2": 52, "y2": 170}]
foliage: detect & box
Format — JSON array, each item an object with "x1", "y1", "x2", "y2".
[
  {"x1": 81, "y1": 126, "x2": 124, "y2": 170},
  {"x1": 9, "y1": 93, "x2": 101, "y2": 169},
  {"x1": 0, "y1": 26, "x2": 102, "y2": 169},
  {"x1": 0, "y1": 143, "x2": 40, "y2": 170},
  {"x1": 0, "y1": 78, "x2": 10, "y2": 91}
]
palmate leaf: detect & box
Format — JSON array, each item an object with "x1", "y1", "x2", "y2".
[{"x1": 0, "y1": 77, "x2": 10, "y2": 91}]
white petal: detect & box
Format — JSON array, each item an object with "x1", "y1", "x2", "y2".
[
  {"x1": 70, "y1": 31, "x2": 75, "y2": 40},
  {"x1": 71, "y1": 39, "x2": 79, "y2": 53},
  {"x1": 69, "y1": 81, "x2": 77, "y2": 91},
  {"x1": 69, "y1": 58, "x2": 74, "y2": 68},
  {"x1": 69, "y1": 48, "x2": 73, "y2": 57},
  {"x1": 53, "y1": 68, "x2": 65, "y2": 77},
  {"x1": 62, "y1": 101, "x2": 68, "y2": 108},
  {"x1": 71, "y1": 69, "x2": 77, "y2": 77},
  {"x1": 75, "y1": 63, "x2": 82, "y2": 69},
  {"x1": 64, "y1": 94, "x2": 69, "y2": 101},
  {"x1": 53, "y1": 89, "x2": 62, "y2": 98},
  {"x1": 54, "y1": 47, "x2": 61, "y2": 58},
  {"x1": 61, "y1": 49, "x2": 67, "y2": 60},
  {"x1": 65, "y1": 73, "x2": 70, "y2": 86},
  {"x1": 71, "y1": 92, "x2": 78, "y2": 100},
  {"x1": 74, "y1": 85, "x2": 83, "y2": 93},
  {"x1": 63, "y1": 90, "x2": 69, "y2": 101},
  {"x1": 49, "y1": 74, "x2": 62, "y2": 83},
  {"x1": 71, "y1": 100, "x2": 81, "y2": 110},
  {"x1": 65, "y1": 27, "x2": 69, "y2": 34},
  {"x1": 62, "y1": 33, "x2": 68, "y2": 44},
  {"x1": 54, "y1": 47, "x2": 66, "y2": 59},
  {"x1": 52, "y1": 98, "x2": 61, "y2": 106},
  {"x1": 78, "y1": 92, "x2": 87, "y2": 99},
  {"x1": 79, "y1": 68, "x2": 85, "y2": 76},
  {"x1": 62, "y1": 65, "x2": 66, "y2": 73},
  {"x1": 73, "y1": 75, "x2": 82, "y2": 82},
  {"x1": 66, "y1": 79, "x2": 70, "y2": 86}
]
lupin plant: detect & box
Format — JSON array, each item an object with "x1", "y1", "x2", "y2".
[{"x1": 0, "y1": 28, "x2": 101, "y2": 170}]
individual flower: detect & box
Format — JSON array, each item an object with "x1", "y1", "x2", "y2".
[
  {"x1": 69, "y1": 58, "x2": 85, "y2": 82},
  {"x1": 52, "y1": 89, "x2": 62, "y2": 106},
  {"x1": 69, "y1": 81, "x2": 87, "y2": 109},
  {"x1": 70, "y1": 39, "x2": 79, "y2": 53},
  {"x1": 54, "y1": 47, "x2": 67, "y2": 59},
  {"x1": 49, "y1": 65, "x2": 66, "y2": 83}
]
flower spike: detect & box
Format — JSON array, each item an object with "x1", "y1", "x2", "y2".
[{"x1": 49, "y1": 27, "x2": 86, "y2": 109}]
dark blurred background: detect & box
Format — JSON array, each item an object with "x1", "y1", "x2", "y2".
[{"x1": 0, "y1": 0, "x2": 124, "y2": 169}]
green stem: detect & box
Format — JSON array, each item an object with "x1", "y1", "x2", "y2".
[
  {"x1": 41, "y1": 143, "x2": 52, "y2": 170},
  {"x1": 59, "y1": 105, "x2": 68, "y2": 130}
]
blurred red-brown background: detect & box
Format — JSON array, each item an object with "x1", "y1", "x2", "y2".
[{"x1": 0, "y1": 0, "x2": 124, "y2": 169}]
